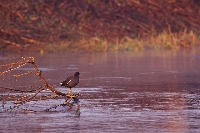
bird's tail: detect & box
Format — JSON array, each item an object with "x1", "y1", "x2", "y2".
[{"x1": 60, "y1": 82, "x2": 64, "y2": 86}]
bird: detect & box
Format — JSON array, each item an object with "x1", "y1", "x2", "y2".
[{"x1": 60, "y1": 72, "x2": 81, "y2": 94}]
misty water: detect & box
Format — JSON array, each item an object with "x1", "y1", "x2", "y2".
[{"x1": 0, "y1": 49, "x2": 200, "y2": 133}]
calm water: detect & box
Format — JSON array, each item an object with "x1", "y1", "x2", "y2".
[{"x1": 0, "y1": 49, "x2": 200, "y2": 133}]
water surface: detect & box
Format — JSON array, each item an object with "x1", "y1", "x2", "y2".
[{"x1": 0, "y1": 50, "x2": 200, "y2": 133}]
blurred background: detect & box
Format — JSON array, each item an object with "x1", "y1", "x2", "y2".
[{"x1": 0, "y1": 0, "x2": 200, "y2": 52}]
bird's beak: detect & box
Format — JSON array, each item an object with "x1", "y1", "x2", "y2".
[{"x1": 80, "y1": 73, "x2": 82, "y2": 76}]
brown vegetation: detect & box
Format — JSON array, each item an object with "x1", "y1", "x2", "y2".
[{"x1": 0, "y1": 0, "x2": 200, "y2": 52}]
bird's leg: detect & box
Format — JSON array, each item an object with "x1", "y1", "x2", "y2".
[
  {"x1": 67, "y1": 88, "x2": 72, "y2": 94},
  {"x1": 67, "y1": 88, "x2": 77, "y2": 95}
]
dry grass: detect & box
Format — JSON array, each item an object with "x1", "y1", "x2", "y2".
[
  {"x1": 146, "y1": 27, "x2": 197, "y2": 50},
  {"x1": 44, "y1": 29, "x2": 200, "y2": 52}
]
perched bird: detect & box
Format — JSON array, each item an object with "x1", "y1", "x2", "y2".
[{"x1": 60, "y1": 72, "x2": 81, "y2": 94}]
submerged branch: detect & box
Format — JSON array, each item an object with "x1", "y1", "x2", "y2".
[{"x1": 0, "y1": 57, "x2": 80, "y2": 113}]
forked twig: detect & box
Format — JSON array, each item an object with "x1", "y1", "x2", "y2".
[{"x1": 0, "y1": 57, "x2": 80, "y2": 113}]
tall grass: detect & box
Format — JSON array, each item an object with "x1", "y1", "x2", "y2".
[{"x1": 45, "y1": 29, "x2": 199, "y2": 52}]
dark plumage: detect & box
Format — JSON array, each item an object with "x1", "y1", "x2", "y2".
[{"x1": 60, "y1": 72, "x2": 81, "y2": 93}]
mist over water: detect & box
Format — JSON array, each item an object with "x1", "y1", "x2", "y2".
[{"x1": 0, "y1": 49, "x2": 200, "y2": 133}]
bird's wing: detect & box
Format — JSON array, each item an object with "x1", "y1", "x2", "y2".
[
  {"x1": 65, "y1": 76, "x2": 73, "y2": 84},
  {"x1": 67, "y1": 79, "x2": 72, "y2": 84}
]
